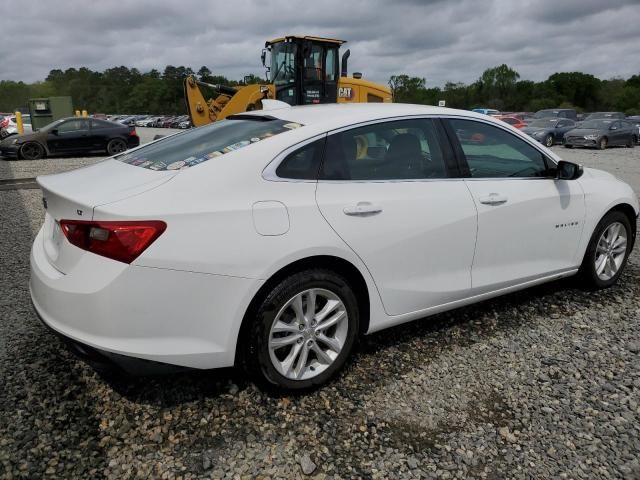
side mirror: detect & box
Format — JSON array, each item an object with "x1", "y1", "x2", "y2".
[
  {"x1": 557, "y1": 160, "x2": 583, "y2": 180},
  {"x1": 50, "y1": 128, "x2": 58, "y2": 135}
]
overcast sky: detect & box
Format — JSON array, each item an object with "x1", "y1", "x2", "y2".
[{"x1": 1, "y1": 0, "x2": 639, "y2": 87}]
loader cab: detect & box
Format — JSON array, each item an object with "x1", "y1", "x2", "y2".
[{"x1": 265, "y1": 36, "x2": 343, "y2": 106}]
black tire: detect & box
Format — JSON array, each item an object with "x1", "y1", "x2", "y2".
[
  {"x1": 106, "y1": 138, "x2": 127, "y2": 156},
  {"x1": 545, "y1": 134, "x2": 554, "y2": 148},
  {"x1": 19, "y1": 142, "x2": 45, "y2": 160},
  {"x1": 626, "y1": 136, "x2": 634, "y2": 148},
  {"x1": 243, "y1": 268, "x2": 359, "y2": 392},
  {"x1": 597, "y1": 137, "x2": 608, "y2": 150},
  {"x1": 578, "y1": 210, "x2": 633, "y2": 289}
]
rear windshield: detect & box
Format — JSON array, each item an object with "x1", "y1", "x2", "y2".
[{"x1": 116, "y1": 118, "x2": 303, "y2": 170}]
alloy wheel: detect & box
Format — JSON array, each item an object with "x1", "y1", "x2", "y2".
[
  {"x1": 20, "y1": 142, "x2": 44, "y2": 160},
  {"x1": 594, "y1": 222, "x2": 627, "y2": 281},
  {"x1": 108, "y1": 139, "x2": 127, "y2": 155},
  {"x1": 268, "y1": 288, "x2": 349, "y2": 381}
]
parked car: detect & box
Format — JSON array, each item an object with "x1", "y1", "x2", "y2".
[
  {"x1": 494, "y1": 115, "x2": 528, "y2": 129},
  {"x1": 472, "y1": 108, "x2": 500, "y2": 115},
  {"x1": 139, "y1": 116, "x2": 162, "y2": 127},
  {"x1": 0, "y1": 115, "x2": 10, "y2": 138},
  {"x1": 584, "y1": 112, "x2": 626, "y2": 120},
  {"x1": 135, "y1": 116, "x2": 151, "y2": 127},
  {"x1": 152, "y1": 116, "x2": 167, "y2": 127},
  {"x1": 1, "y1": 114, "x2": 33, "y2": 138},
  {"x1": 29, "y1": 103, "x2": 639, "y2": 391},
  {"x1": 0, "y1": 117, "x2": 139, "y2": 160},
  {"x1": 522, "y1": 118, "x2": 576, "y2": 147},
  {"x1": 179, "y1": 119, "x2": 192, "y2": 129},
  {"x1": 564, "y1": 119, "x2": 636, "y2": 149},
  {"x1": 170, "y1": 115, "x2": 189, "y2": 128},
  {"x1": 161, "y1": 116, "x2": 179, "y2": 128},
  {"x1": 533, "y1": 109, "x2": 578, "y2": 120}
]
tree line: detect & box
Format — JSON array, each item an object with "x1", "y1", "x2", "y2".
[
  {"x1": 0, "y1": 66, "x2": 265, "y2": 114},
  {"x1": 0, "y1": 64, "x2": 638, "y2": 114},
  {"x1": 391, "y1": 65, "x2": 640, "y2": 114}
]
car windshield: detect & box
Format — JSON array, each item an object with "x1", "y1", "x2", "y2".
[
  {"x1": 115, "y1": 117, "x2": 303, "y2": 171},
  {"x1": 580, "y1": 120, "x2": 612, "y2": 129},
  {"x1": 528, "y1": 119, "x2": 558, "y2": 128}
]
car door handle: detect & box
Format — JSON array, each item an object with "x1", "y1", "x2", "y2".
[
  {"x1": 343, "y1": 202, "x2": 383, "y2": 216},
  {"x1": 479, "y1": 193, "x2": 508, "y2": 205}
]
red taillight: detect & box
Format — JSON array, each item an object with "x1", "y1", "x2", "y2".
[
  {"x1": 59, "y1": 220, "x2": 166, "y2": 264},
  {"x1": 0, "y1": 118, "x2": 8, "y2": 128},
  {"x1": 129, "y1": 128, "x2": 137, "y2": 137}
]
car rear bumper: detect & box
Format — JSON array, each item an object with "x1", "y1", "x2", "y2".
[
  {"x1": 30, "y1": 225, "x2": 262, "y2": 371},
  {"x1": 32, "y1": 301, "x2": 187, "y2": 374}
]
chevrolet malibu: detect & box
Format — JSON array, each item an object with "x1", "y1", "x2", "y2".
[{"x1": 30, "y1": 103, "x2": 639, "y2": 391}]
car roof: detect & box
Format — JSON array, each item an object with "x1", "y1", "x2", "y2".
[{"x1": 242, "y1": 103, "x2": 490, "y2": 132}]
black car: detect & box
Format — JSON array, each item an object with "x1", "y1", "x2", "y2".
[
  {"x1": 522, "y1": 118, "x2": 576, "y2": 147},
  {"x1": 0, "y1": 117, "x2": 140, "y2": 160},
  {"x1": 564, "y1": 119, "x2": 636, "y2": 150}
]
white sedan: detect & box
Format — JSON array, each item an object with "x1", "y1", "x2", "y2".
[{"x1": 30, "y1": 103, "x2": 638, "y2": 390}]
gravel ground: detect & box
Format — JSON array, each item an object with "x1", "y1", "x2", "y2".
[{"x1": 1, "y1": 145, "x2": 639, "y2": 479}]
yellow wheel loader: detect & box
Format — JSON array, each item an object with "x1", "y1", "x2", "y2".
[{"x1": 184, "y1": 35, "x2": 392, "y2": 127}]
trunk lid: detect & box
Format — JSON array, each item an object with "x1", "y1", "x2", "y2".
[{"x1": 37, "y1": 159, "x2": 176, "y2": 273}]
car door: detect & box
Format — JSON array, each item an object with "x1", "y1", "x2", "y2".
[
  {"x1": 444, "y1": 117, "x2": 585, "y2": 294},
  {"x1": 315, "y1": 118, "x2": 478, "y2": 316},
  {"x1": 47, "y1": 119, "x2": 90, "y2": 153},
  {"x1": 89, "y1": 119, "x2": 114, "y2": 150},
  {"x1": 620, "y1": 121, "x2": 634, "y2": 144},
  {"x1": 607, "y1": 121, "x2": 622, "y2": 145}
]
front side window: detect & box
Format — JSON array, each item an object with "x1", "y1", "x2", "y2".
[
  {"x1": 57, "y1": 119, "x2": 87, "y2": 133},
  {"x1": 116, "y1": 118, "x2": 303, "y2": 171},
  {"x1": 448, "y1": 118, "x2": 549, "y2": 178},
  {"x1": 271, "y1": 42, "x2": 297, "y2": 86},
  {"x1": 320, "y1": 119, "x2": 447, "y2": 180}
]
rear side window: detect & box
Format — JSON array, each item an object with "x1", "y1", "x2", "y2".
[
  {"x1": 116, "y1": 118, "x2": 303, "y2": 171},
  {"x1": 320, "y1": 118, "x2": 447, "y2": 180},
  {"x1": 276, "y1": 139, "x2": 325, "y2": 179},
  {"x1": 90, "y1": 119, "x2": 115, "y2": 129},
  {"x1": 448, "y1": 119, "x2": 549, "y2": 178}
]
